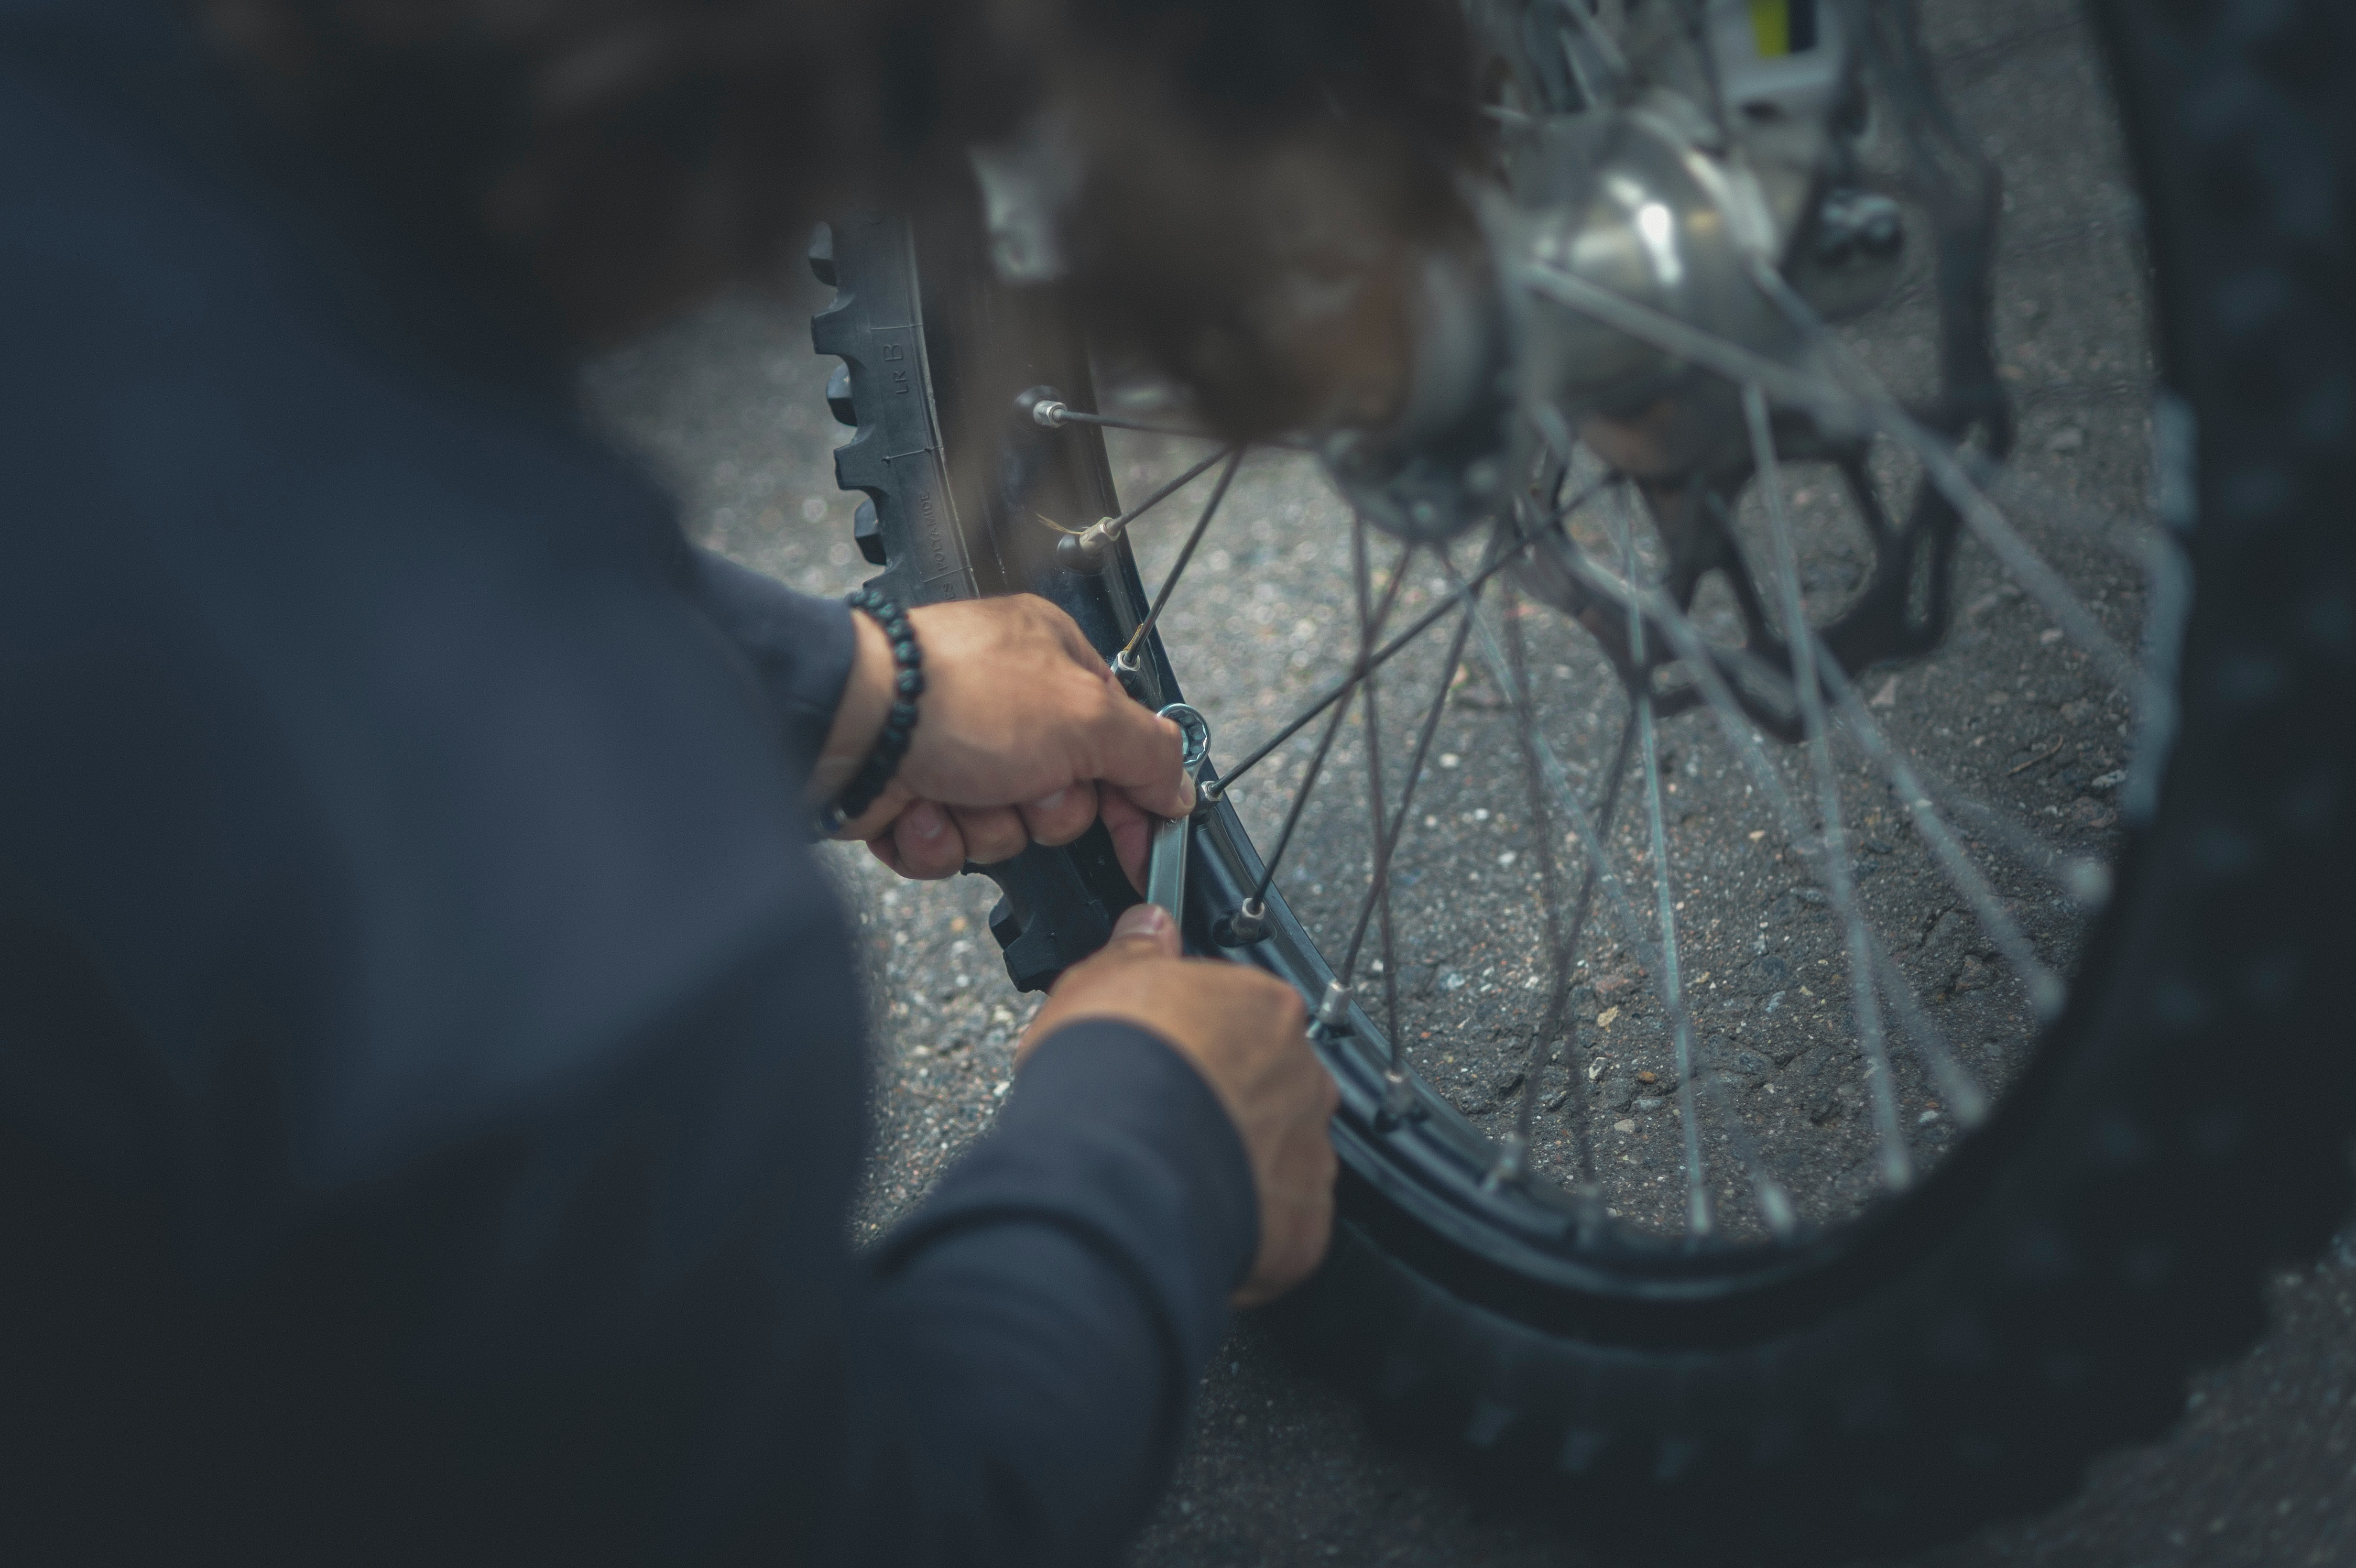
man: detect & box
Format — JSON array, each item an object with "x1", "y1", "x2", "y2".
[{"x1": 0, "y1": 0, "x2": 1483, "y2": 1558}]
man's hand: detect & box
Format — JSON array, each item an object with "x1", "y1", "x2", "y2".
[
  {"x1": 1021, "y1": 904, "x2": 1337, "y2": 1307},
  {"x1": 809, "y1": 595, "x2": 1190, "y2": 885}
]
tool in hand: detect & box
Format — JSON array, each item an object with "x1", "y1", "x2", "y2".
[{"x1": 1145, "y1": 703, "x2": 1211, "y2": 925}]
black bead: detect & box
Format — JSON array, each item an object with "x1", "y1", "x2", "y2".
[{"x1": 829, "y1": 588, "x2": 922, "y2": 825}]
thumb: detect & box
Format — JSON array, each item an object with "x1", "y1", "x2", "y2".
[{"x1": 1105, "y1": 900, "x2": 1180, "y2": 958}]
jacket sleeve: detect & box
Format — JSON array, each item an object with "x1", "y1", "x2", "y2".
[
  {"x1": 833, "y1": 1021, "x2": 1258, "y2": 1567},
  {"x1": 681, "y1": 547, "x2": 858, "y2": 787}
]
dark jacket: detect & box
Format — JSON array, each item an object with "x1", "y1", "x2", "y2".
[{"x1": 0, "y1": 4, "x2": 1256, "y2": 1561}]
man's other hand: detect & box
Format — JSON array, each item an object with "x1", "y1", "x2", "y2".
[
  {"x1": 1019, "y1": 904, "x2": 1337, "y2": 1307},
  {"x1": 811, "y1": 595, "x2": 1189, "y2": 886}
]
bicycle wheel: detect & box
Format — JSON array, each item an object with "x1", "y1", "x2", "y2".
[{"x1": 810, "y1": 0, "x2": 2355, "y2": 1556}]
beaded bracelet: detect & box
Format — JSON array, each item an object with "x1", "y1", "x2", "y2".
[{"x1": 815, "y1": 588, "x2": 925, "y2": 837}]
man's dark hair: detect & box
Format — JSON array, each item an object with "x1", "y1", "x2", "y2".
[
  {"x1": 197, "y1": 0, "x2": 1037, "y2": 335},
  {"x1": 197, "y1": 0, "x2": 1479, "y2": 425}
]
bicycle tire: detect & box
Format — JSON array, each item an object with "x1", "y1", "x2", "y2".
[{"x1": 809, "y1": 2, "x2": 2356, "y2": 1556}]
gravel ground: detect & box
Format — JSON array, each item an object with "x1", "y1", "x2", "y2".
[{"x1": 582, "y1": 3, "x2": 2355, "y2": 1561}]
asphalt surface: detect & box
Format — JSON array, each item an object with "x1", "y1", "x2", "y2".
[{"x1": 582, "y1": 5, "x2": 2356, "y2": 1562}]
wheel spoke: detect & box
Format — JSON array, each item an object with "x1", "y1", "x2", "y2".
[
  {"x1": 1639, "y1": 664, "x2": 1717, "y2": 1232},
  {"x1": 1459, "y1": 585, "x2": 1691, "y2": 1206},
  {"x1": 1516, "y1": 259, "x2": 2140, "y2": 697},
  {"x1": 1216, "y1": 535, "x2": 1530, "y2": 795},
  {"x1": 1746, "y1": 261, "x2": 2144, "y2": 698},
  {"x1": 1866, "y1": 931, "x2": 1988, "y2": 1128},
  {"x1": 1522, "y1": 709, "x2": 1639, "y2": 1191},
  {"x1": 1343, "y1": 516, "x2": 1394, "y2": 994},
  {"x1": 1463, "y1": 606, "x2": 1658, "y2": 971},
  {"x1": 1521, "y1": 409, "x2": 2009, "y2": 1124},
  {"x1": 1037, "y1": 403, "x2": 1310, "y2": 448},
  {"x1": 1244, "y1": 549, "x2": 1413, "y2": 906},
  {"x1": 1289, "y1": 545, "x2": 1485, "y2": 1132},
  {"x1": 1692, "y1": 1044, "x2": 1799, "y2": 1239},
  {"x1": 1367, "y1": 612, "x2": 1407, "y2": 1072},
  {"x1": 1530, "y1": 521, "x2": 1996, "y2": 1127},
  {"x1": 1464, "y1": 532, "x2": 1872, "y2": 1229},
  {"x1": 1747, "y1": 384, "x2": 1912, "y2": 1195},
  {"x1": 1888, "y1": 743, "x2": 2112, "y2": 908},
  {"x1": 1614, "y1": 497, "x2": 1722, "y2": 1237},
  {"x1": 1488, "y1": 578, "x2": 1564, "y2": 1189},
  {"x1": 1083, "y1": 440, "x2": 1234, "y2": 536},
  {"x1": 1545, "y1": 511, "x2": 2071, "y2": 1027},
  {"x1": 1459, "y1": 594, "x2": 1669, "y2": 1064},
  {"x1": 1817, "y1": 656, "x2": 2068, "y2": 1018},
  {"x1": 1641, "y1": 665, "x2": 1798, "y2": 1232},
  {"x1": 1213, "y1": 477, "x2": 1617, "y2": 800},
  {"x1": 1246, "y1": 684, "x2": 1356, "y2": 907},
  {"x1": 1341, "y1": 588, "x2": 1483, "y2": 1064},
  {"x1": 1119, "y1": 447, "x2": 1242, "y2": 666}
]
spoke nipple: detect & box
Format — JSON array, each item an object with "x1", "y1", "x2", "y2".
[
  {"x1": 1212, "y1": 897, "x2": 1269, "y2": 948},
  {"x1": 1014, "y1": 385, "x2": 1067, "y2": 432},
  {"x1": 1195, "y1": 777, "x2": 1224, "y2": 810},
  {"x1": 1375, "y1": 1071, "x2": 1421, "y2": 1133},
  {"x1": 1483, "y1": 1133, "x2": 1529, "y2": 1192},
  {"x1": 1315, "y1": 980, "x2": 1354, "y2": 1030},
  {"x1": 1055, "y1": 523, "x2": 1113, "y2": 574}
]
